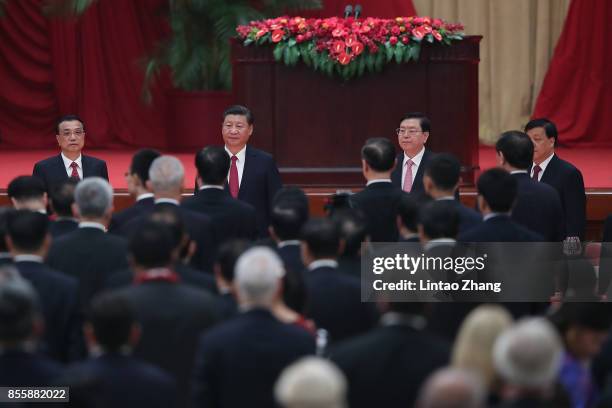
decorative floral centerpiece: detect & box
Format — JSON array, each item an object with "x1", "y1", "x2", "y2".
[{"x1": 237, "y1": 16, "x2": 464, "y2": 79}]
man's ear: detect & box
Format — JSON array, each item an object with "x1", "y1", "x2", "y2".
[
  {"x1": 423, "y1": 174, "x2": 434, "y2": 194},
  {"x1": 496, "y1": 151, "x2": 506, "y2": 167}
]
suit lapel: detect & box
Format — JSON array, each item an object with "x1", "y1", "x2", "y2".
[
  {"x1": 53, "y1": 155, "x2": 69, "y2": 181},
  {"x1": 238, "y1": 146, "x2": 254, "y2": 199},
  {"x1": 540, "y1": 155, "x2": 559, "y2": 184},
  {"x1": 81, "y1": 155, "x2": 92, "y2": 178},
  {"x1": 412, "y1": 149, "x2": 430, "y2": 191}
]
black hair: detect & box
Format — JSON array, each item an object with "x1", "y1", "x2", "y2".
[
  {"x1": 128, "y1": 221, "x2": 175, "y2": 268},
  {"x1": 5, "y1": 210, "x2": 49, "y2": 252},
  {"x1": 50, "y1": 179, "x2": 78, "y2": 217},
  {"x1": 424, "y1": 153, "x2": 461, "y2": 191},
  {"x1": 215, "y1": 239, "x2": 251, "y2": 283},
  {"x1": 195, "y1": 146, "x2": 230, "y2": 185},
  {"x1": 361, "y1": 137, "x2": 396, "y2": 172},
  {"x1": 400, "y1": 112, "x2": 431, "y2": 133},
  {"x1": 223, "y1": 105, "x2": 254, "y2": 125},
  {"x1": 551, "y1": 302, "x2": 612, "y2": 334},
  {"x1": 130, "y1": 148, "x2": 161, "y2": 184},
  {"x1": 88, "y1": 292, "x2": 135, "y2": 353},
  {"x1": 477, "y1": 168, "x2": 517, "y2": 213},
  {"x1": 524, "y1": 118, "x2": 558, "y2": 145},
  {"x1": 273, "y1": 187, "x2": 309, "y2": 215},
  {"x1": 397, "y1": 192, "x2": 424, "y2": 232},
  {"x1": 0, "y1": 208, "x2": 13, "y2": 253},
  {"x1": 7, "y1": 176, "x2": 46, "y2": 201},
  {"x1": 332, "y1": 209, "x2": 368, "y2": 257},
  {"x1": 55, "y1": 114, "x2": 85, "y2": 134},
  {"x1": 418, "y1": 200, "x2": 459, "y2": 240},
  {"x1": 300, "y1": 218, "x2": 340, "y2": 259},
  {"x1": 495, "y1": 131, "x2": 534, "y2": 170},
  {"x1": 270, "y1": 202, "x2": 309, "y2": 241}
]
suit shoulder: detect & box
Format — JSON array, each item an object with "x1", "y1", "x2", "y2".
[
  {"x1": 34, "y1": 155, "x2": 61, "y2": 168},
  {"x1": 83, "y1": 155, "x2": 107, "y2": 165}
]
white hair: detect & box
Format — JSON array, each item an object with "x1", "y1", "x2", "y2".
[
  {"x1": 417, "y1": 367, "x2": 486, "y2": 408},
  {"x1": 75, "y1": 177, "x2": 113, "y2": 217},
  {"x1": 275, "y1": 357, "x2": 347, "y2": 408},
  {"x1": 148, "y1": 156, "x2": 185, "y2": 192},
  {"x1": 234, "y1": 246, "x2": 285, "y2": 308},
  {"x1": 493, "y1": 317, "x2": 563, "y2": 389}
]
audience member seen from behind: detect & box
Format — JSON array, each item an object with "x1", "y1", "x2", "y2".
[
  {"x1": 416, "y1": 367, "x2": 486, "y2": 408},
  {"x1": 332, "y1": 209, "x2": 370, "y2": 278},
  {"x1": 7, "y1": 175, "x2": 47, "y2": 213},
  {"x1": 213, "y1": 239, "x2": 252, "y2": 320},
  {"x1": 49, "y1": 179, "x2": 79, "y2": 238}
]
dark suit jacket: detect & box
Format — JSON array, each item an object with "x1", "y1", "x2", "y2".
[
  {"x1": 49, "y1": 218, "x2": 78, "y2": 238},
  {"x1": 537, "y1": 155, "x2": 586, "y2": 239},
  {"x1": 391, "y1": 149, "x2": 434, "y2": 194},
  {"x1": 512, "y1": 172, "x2": 565, "y2": 241},
  {"x1": 0, "y1": 349, "x2": 64, "y2": 386},
  {"x1": 331, "y1": 321, "x2": 450, "y2": 408},
  {"x1": 112, "y1": 281, "x2": 219, "y2": 408},
  {"x1": 350, "y1": 182, "x2": 404, "y2": 242},
  {"x1": 304, "y1": 265, "x2": 378, "y2": 343},
  {"x1": 109, "y1": 196, "x2": 155, "y2": 234},
  {"x1": 458, "y1": 215, "x2": 544, "y2": 242},
  {"x1": 14, "y1": 260, "x2": 82, "y2": 362},
  {"x1": 118, "y1": 202, "x2": 216, "y2": 272},
  {"x1": 441, "y1": 198, "x2": 482, "y2": 235},
  {"x1": 32, "y1": 154, "x2": 109, "y2": 192},
  {"x1": 226, "y1": 145, "x2": 282, "y2": 238},
  {"x1": 46, "y1": 226, "x2": 129, "y2": 311},
  {"x1": 182, "y1": 187, "x2": 257, "y2": 247},
  {"x1": 62, "y1": 353, "x2": 177, "y2": 408},
  {"x1": 192, "y1": 308, "x2": 315, "y2": 408},
  {"x1": 276, "y1": 242, "x2": 305, "y2": 276},
  {"x1": 598, "y1": 216, "x2": 612, "y2": 295}
]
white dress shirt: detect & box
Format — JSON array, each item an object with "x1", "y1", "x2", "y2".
[
  {"x1": 61, "y1": 152, "x2": 83, "y2": 179},
  {"x1": 401, "y1": 147, "x2": 425, "y2": 188},
  {"x1": 225, "y1": 145, "x2": 246, "y2": 187},
  {"x1": 531, "y1": 153, "x2": 555, "y2": 181}
]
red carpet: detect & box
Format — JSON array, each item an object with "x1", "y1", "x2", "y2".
[{"x1": 0, "y1": 147, "x2": 610, "y2": 189}]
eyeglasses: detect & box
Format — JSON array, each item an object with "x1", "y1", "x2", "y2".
[
  {"x1": 60, "y1": 130, "x2": 85, "y2": 138},
  {"x1": 396, "y1": 128, "x2": 423, "y2": 136}
]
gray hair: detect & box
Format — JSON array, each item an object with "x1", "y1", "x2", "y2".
[
  {"x1": 148, "y1": 156, "x2": 185, "y2": 192},
  {"x1": 417, "y1": 367, "x2": 486, "y2": 408},
  {"x1": 493, "y1": 317, "x2": 563, "y2": 389},
  {"x1": 275, "y1": 357, "x2": 347, "y2": 408},
  {"x1": 235, "y1": 246, "x2": 285, "y2": 308},
  {"x1": 0, "y1": 265, "x2": 39, "y2": 343},
  {"x1": 75, "y1": 177, "x2": 113, "y2": 217}
]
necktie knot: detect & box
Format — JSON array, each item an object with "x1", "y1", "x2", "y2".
[
  {"x1": 231, "y1": 155, "x2": 238, "y2": 163},
  {"x1": 406, "y1": 159, "x2": 414, "y2": 167},
  {"x1": 532, "y1": 164, "x2": 542, "y2": 181},
  {"x1": 70, "y1": 162, "x2": 78, "y2": 169}
]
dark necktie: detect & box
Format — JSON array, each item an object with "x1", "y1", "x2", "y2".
[
  {"x1": 532, "y1": 164, "x2": 542, "y2": 181},
  {"x1": 229, "y1": 155, "x2": 239, "y2": 198},
  {"x1": 70, "y1": 162, "x2": 80, "y2": 180}
]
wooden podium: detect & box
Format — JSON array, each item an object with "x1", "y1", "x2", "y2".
[{"x1": 231, "y1": 36, "x2": 482, "y2": 187}]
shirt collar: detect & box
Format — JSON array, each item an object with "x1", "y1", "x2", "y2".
[
  {"x1": 510, "y1": 170, "x2": 528, "y2": 175},
  {"x1": 199, "y1": 185, "x2": 225, "y2": 191},
  {"x1": 14, "y1": 254, "x2": 44, "y2": 263},
  {"x1": 366, "y1": 179, "x2": 392, "y2": 186},
  {"x1": 307, "y1": 259, "x2": 338, "y2": 271},
  {"x1": 403, "y1": 147, "x2": 425, "y2": 168},
  {"x1": 136, "y1": 193, "x2": 154, "y2": 202},
  {"x1": 435, "y1": 196, "x2": 455, "y2": 201},
  {"x1": 424, "y1": 238, "x2": 456, "y2": 251},
  {"x1": 278, "y1": 240, "x2": 301, "y2": 249},
  {"x1": 61, "y1": 152, "x2": 82, "y2": 169},
  {"x1": 484, "y1": 212, "x2": 510, "y2": 221},
  {"x1": 380, "y1": 312, "x2": 427, "y2": 330},
  {"x1": 225, "y1": 145, "x2": 247, "y2": 162},
  {"x1": 0, "y1": 252, "x2": 11, "y2": 260},
  {"x1": 79, "y1": 221, "x2": 107, "y2": 232},
  {"x1": 533, "y1": 152, "x2": 555, "y2": 173},
  {"x1": 155, "y1": 198, "x2": 180, "y2": 206}
]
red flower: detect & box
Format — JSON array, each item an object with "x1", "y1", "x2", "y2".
[
  {"x1": 255, "y1": 29, "x2": 268, "y2": 39},
  {"x1": 271, "y1": 29, "x2": 284, "y2": 43},
  {"x1": 391, "y1": 26, "x2": 401, "y2": 36},
  {"x1": 338, "y1": 52, "x2": 351, "y2": 65},
  {"x1": 332, "y1": 40, "x2": 345, "y2": 53},
  {"x1": 345, "y1": 35, "x2": 358, "y2": 47},
  {"x1": 389, "y1": 36, "x2": 398, "y2": 45},
  {"x1": 412, "y1": 27, "x2": 425, "y2": 40},
  {"x1": 432, "y1": 30, "x2": 442, "y2": 41},
  {"x1": 296, "y1": 34, "x2": 305, "y2": 43},
  {"x1": 401, "y1": 36, "x2": 409, "y2": 44},
  {"x1": 421, "y1": 24, "x2": 432, "y2": 34},
  {"x1": 352, "y1": 42, "x2": 365, "y2": 55}
]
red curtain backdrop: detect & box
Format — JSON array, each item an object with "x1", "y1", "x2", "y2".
[
  {"x1": 300, "y1": 0, "x2": 416, "y2": 18},
  {"x1": 0, "y1": 0, "x2": 170, "y2": 149},
  {"x1": 532, "y1": 0, "x2": 612, "y2": 147}
]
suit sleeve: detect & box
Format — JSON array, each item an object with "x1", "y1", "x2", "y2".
[
  {"x1": 599, "y1": 216, "x2": 612, "y2": 295},
  {"x1": 266, "y1": 158, "x2": 283, "y2": 212},
  {"x1": 32, "y1": 162, "x2": 48, "y2": 191},
  {"x1": 192, "y1": 335, "x2": 218, "y2": 408},
  {"x1": 563, "y1": 168, "x2": 586, "y2": 239},
  {"x1": 100, "y1": 161, "x2": 109, "y2": 181}
]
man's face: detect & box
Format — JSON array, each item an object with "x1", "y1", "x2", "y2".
[
  {"x1": 222, "y1": 114, "x2": 252, "y2": 153},
  {"x1": 397, "y1": 118, "x2": 429, "y2": 157},
  {"x1": 56, "y1": 120, "x2": 85, "y2": 156},
  {"x1": 527, "y1": 127, "x2": 554, "y2": 164}
]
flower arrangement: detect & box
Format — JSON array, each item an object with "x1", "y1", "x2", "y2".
[{"x1": 237, "y1": 16, "x2": 464, "y2": 80}]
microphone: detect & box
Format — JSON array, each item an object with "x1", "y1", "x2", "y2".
[
  {"x1": 343, "y1": 4, "x2": 353, "y2": 18},
  {"x1": 354, "y1": 4, "x2": 362, "y2": 18}
]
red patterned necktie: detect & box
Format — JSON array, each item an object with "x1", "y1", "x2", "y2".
[
  {"x1": 229, "y1": 155, "x2": 239, "y2": 198},
  {"x1": 532, "y1": 164, "x2": 542, "y2": 181},
  {"x1": 70, "y1": 162, "x2": 80, "y2": 180}
]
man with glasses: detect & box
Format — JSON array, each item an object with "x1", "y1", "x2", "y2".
[
  {"x1": 391, "y1": 112, "x2": 434, "y2": 194},
  {"x1": 33, "y1": 114, "x2": 109, "y2": 192}
]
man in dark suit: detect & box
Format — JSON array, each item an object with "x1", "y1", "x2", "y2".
[
  {"x1": 109, "y1": 148, "x2": 160, "y2": 233},
  {"x1": 333, "y1": 209, "x2": 369, "y2": 278},
  {"x1": 330, "y1": 302, "x2": 450, "y2": 408},
  {"x1": 301, "y1": 218, "x2": 378, "y2": 343},
  {"x1": 62, "y1": 292, "x2": 177, "y2": 408},
  {"x1": 192, "y1": 246, "x2": 315, "y2": 408},
  {"x1": 216, "y1": 105, "x2": 282, "y2": 237},
  {"x1": 32, "y1": 114, "x2": 108, "y2": 192},
  {"x1": 119, "y1": 155, "x2": 216, "y2": 272},
  {"x1": 49, "y1": 179, "x2": 79, "y2": 238},
  {"x1": 0, "y1": 208, "x2": 12, "y2": 266},
  {"x1": 213, "y1": 240, "x2": 251, "y2": 320},
  {"x1": 598, "y1": 217, "x2": 612, "y2": 297},
  {"x1": 46, "y1": 178, "x2": 129, "y2": 312},
  {"x1": 7, "y1": 175, "x2": 48, "y2": 213},
  {"x1": 5, "y1": 210, "x2": 82, "y2": 362},
  {"x1": 525, "y1": 118, "x2": 586, "y2": 241},
  {"x1": 0, "y1": 267, "x2": 64, "y2": 387},
  {"x1": 396, "y1": 191, "x2": 427, "y2": 243},
  {"x1": 269, "y1": 192, "x2": 309, "y2": 278},
  {"x1": 459, "y1": 169, "x2": 544, "y2": 243},
  {"x1": 351, "y1": 137, "x2": 404, "y2": 242},
  {"x1": 183, "y1": 146, "x2": 257, "y2": 246},
  {"x1": 496, "y1": 130, "x2": 565, "y2": 242},
  {"x1": 112, "y1": 221, "x2": 219, "y2": 408},
  {"x1": 391, "y1": 112, "x2": 434, "y2": 194}
]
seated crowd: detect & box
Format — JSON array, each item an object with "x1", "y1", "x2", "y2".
[{"x1": 1, "y1": 108, "x2": 611, "y2": 408}]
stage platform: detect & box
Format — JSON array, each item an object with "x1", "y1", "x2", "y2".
[{"x1": 0, "y1": 146, "x2": 610, "y2": 240}]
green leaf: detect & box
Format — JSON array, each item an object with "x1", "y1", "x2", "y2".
[
  {"x1": 426, "y1": 34, "x2": 434, "y2": 43},
  {"x1": 357, "y1": 55, "x2": 366, "y2": 77},
  {"x1": 302, "y1": 46, "x2": 312, "y2": 66},
  {"x1": 244, "y1": 38, "x2": 254, "y2": 46},
  {"x1": 384, "y1": 43, "x2": 394, "y2": 62},
  {"x1": 394, "y1": 44, "x2": 405, "y2": 64},
  {"x1": 288, "y1": 38, "x2": 297, "y2": 47},
  {"x1": 273, "y1": 43, "x2": 285, "y2": 61},
  {"x1": 288, "y1": 47, "x2": 300, "y2": 66},
  {"x1": 366, "y1": 52, "x2": 375, "y2": 71},
  {"x1": 408, "y1": 43, "x2": 421, "y2": 60},
  {"x1": 324, "y1": 60, "x2": 334, "y2": 77},
  {"x1": 374, "y1": 51, "x2": 384, "y2": 72}
]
